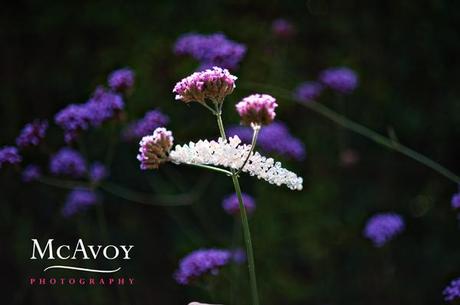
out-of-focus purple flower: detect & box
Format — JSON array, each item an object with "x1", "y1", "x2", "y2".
[
  {"x1": 451, "y1": 192, "x2": 460, "y2": 209},
  {"x1": 89, "y1": 162, "x2": 108, "y2": 183},
  {"x1": 444, "y1": 277, "x2": 460, "y2": 302},
  {"x1": 174, "y1": 249, "x2": 232, "y2": 285},
  {"x1": 173, "y1": 67, "x2": 237, "y2": 104},
  {"x1": 222, "y1": 193, "x2": 256, "y2": 216},
  {"x1": 227, "y1": 122, "x2": 306, "y2": 161},
  {"x1": 86, "y1": 87, "x2": 124, "y2": 126},
  {"x1": 22, "y1": 164, "x2": 42, "y2": 182},
  {"x1": 174, "y1": 33, "x2": 246, "y2": 70},
  {"x1": 138, "y1": 127, "x2": 174, "y2": 170},
  {"x1": 236, "y1": 94, "x2": 278, "y2": 126},
  {"x1": 293, "y1": 82, "x2": 323, "y2": 103},
  {"x1": 55, "y1": 88, "x2": 124, "y2": 143},
  {"x1": 55, "y1": 104, "x2": 91, "y2": 143},
  {"x1": 272, "y1": 19, "x2": 296, "y2": 39},
  {"x1": 49, "y1": 148, "x2": 86, "y2": 178},
  {"x1": 122, "y1": 110, "x2": 170, "y2": 141},
  {"x1": 108, "y1": 68, "x2": 135, "y2": 93},
  {"x1": 232, "y1": 248, "x2": 246, "y2": 265},
  {"x1": 319, "y1": 67, "x2": 359, "y2": 94},
  {"x1": 62, "y1": 189, "x2": 98, "y2": 217},
  {"x1": 363, "y1": 213, "x2": 404, "y2": 247},
  {"x1": 0, "y1": 146, "x2": 22, "y2": 168},
  {"x1": 16, "y1": 120, "x2": 48, "y2": 148},
  {"x1": 226, "y1": 125, "x2": 253, "y2": 142}
]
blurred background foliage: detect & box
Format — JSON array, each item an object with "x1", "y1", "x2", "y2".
[{"x1": 1, "y1": 0, "x2": 460, "y2": 304}]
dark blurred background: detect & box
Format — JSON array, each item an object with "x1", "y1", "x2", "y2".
[{"x1": 2, "y1": 1, "x2": 460, "y2": 304}]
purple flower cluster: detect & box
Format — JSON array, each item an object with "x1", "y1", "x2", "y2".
[
  {"x1": 55, "y1": 88, "x2": 124, "y2": 143},
  {"x1": 293, "y1": 82, "x2": 323, "y2": 103},
  {"x1": 22, "y1": 164, "x2": 42, "y2": 182},
  {"x1": 363, "y1": 213, "x2": 404, "y2": 247},
  {"x1": 108, "y1": 68, "x2": 135, "y2": 93},
  {"x1": 451, "y1": 192, "x2": 460, "y2": 209},
  {"x1": 174, "y1": 249, "x2": 232, "y2": 285},
  {"x1": 236, "y1": 94, "x2": 278, "y2": 126},
  {"x1": 222, "y1": 193, "x2": 256, "y2": 216},
  {"x1": 444, "y1": 277, "x2": 460, "y2": 302},
  {"x1": 272, "y1": 19, "x2": 296, "y2": 38},
  {"x1": 138, "y1": 127, "x2": 174, "y2": 170},
  {"x1": 122, "y1": 110, "x2": 170, "y2": 141},
  {"x1": 174, "y1": 33, "x2": 246, "y2": 70},
  {"x1": 173, "y1": 67, "x2": 237, "y2": 104},
  {"x1": 0, "y1": 146, "x2": 22, "y2": 168},
  {"x1": 49, "y1": 148, "x2": 86, "y2": 178},
  {"x1": 89, "y1": 162, "x2": 108, "y2": 183},
  {"x1": 16, "y1": 120, "x2": 48, "y2": 148},
  {"x1": 88, "y1": 87, "x2": 124, "y2": 126},
  {"x1": 319, "y1": 67, "x2": 359, "y2": 94},
  {"x1": 227, "y1": 122, "x2": 306, "y2": 161},
  {"x1": 62, "y1": 189, "x2": 98, "y2": 217}
]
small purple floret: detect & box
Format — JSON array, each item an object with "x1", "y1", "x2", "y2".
[
  {"x1": 122, "y1": 109, "x2": 170, "y2": 141},
  {"x1": 0, "y1": 146, "x2": 22, "y2": 168},
  {"x1": 22, "y1": 164, "x2": 42, "y2": 182},
  {"x1": 174, "y1": 249, "x2": 232, "y2": 285},
  {"x1": 89, "y1": 162, "x2": 108, "y2": 183},
  {"x1": 16, "y1": 119, "x2": 48, "y2": 148},
  {"x1": 62, "y1": 189, "x2": 98, "y2": 217},
  {"x1": 293, "y1": 82, "x2": 323, "y2": 103},
  {"x1": 173, "y1": 67, "x2": 237, "y2": 103},
  {"x1": 49, "y1": 148, "x2": 86, "y2": 178},
  {"x1": 444, "y1": 277, "x2": 460, "y2": 302},
  {"x1": 108, "y1": 68, "x2": 135, "y2": 93},
  {"x1": 55, "y1": 104, "x2": 92, "y2": 143},
  {"x1": 363, "y1": 213, "x2": 404, "y2": 247},
  {"x1": 174, "y1": 33, "x2": 246, "y2": 70},
  {"x1": 236, "y1": 94, "x2": 278, "y2": 126},
  {"x1": 451, "y1": 192, "x2": 460, "y2": 209},
  {"x1": 55, "y1": 87, "x2": 124, "y2": 143},
  {"x1": 86, "y1": 87, "x2": 124, "y2": 126},
  {"x1": 319, "y1": 67, "x2": 359, "y2": 94}
]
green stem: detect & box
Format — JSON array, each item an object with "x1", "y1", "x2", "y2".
[
  {"x1": 306, "y1": 101, "x2": 460, "y2": 184},
  {"x1": 241, "y1": 81, "x2": 460, "y2": 185},
  {"x1": 231, "y1": 175, "x2": 259, "y2": 305},
  {"x1": 38, "y1": 177, "x2": 91, "y2": 189},
  {"x1": 200, "y1": 101, "x2": 218, "y2": 114},
  {"x1": 216, "y1": 112, "x2": 227, "y2": 140},
  {"x1": 215, "y1": 112, "x2": 260, "y2": 305},
  {"x1": 236, "y1": 126, "x2": 260, "y2": 176},
  {"x1": 184, "y1": 163, "x2": 232, "y2": 176}
]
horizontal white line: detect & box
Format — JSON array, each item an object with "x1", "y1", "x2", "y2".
[{"x1": 43, "y1": 265, "x2": 121, "y2": 273}]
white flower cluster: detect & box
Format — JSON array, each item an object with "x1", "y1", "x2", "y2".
[{"x1": 169, "y1": 136, "x2": 303, "y2": 190}]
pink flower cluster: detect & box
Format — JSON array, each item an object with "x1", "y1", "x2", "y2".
[
  {"x1": 137, "y1": 128, "x2": 174, "y2": 170},
  {"x1": 235, "y1": 94, "x2": 278, "y2": 126},
  {"x1": 173, "y1": 67, "x2": 237, "y2": 104}
]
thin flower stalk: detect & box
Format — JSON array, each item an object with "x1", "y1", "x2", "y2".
[
  {"x1": 243, "y1": 81, "x2": 460, "y2": 185},
  {"x1": 236, "y1": 125, "x2": 260, "y2": 176},
  {"x1": 215, "y1": 112, "x2": 260, "y2": 305}
]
